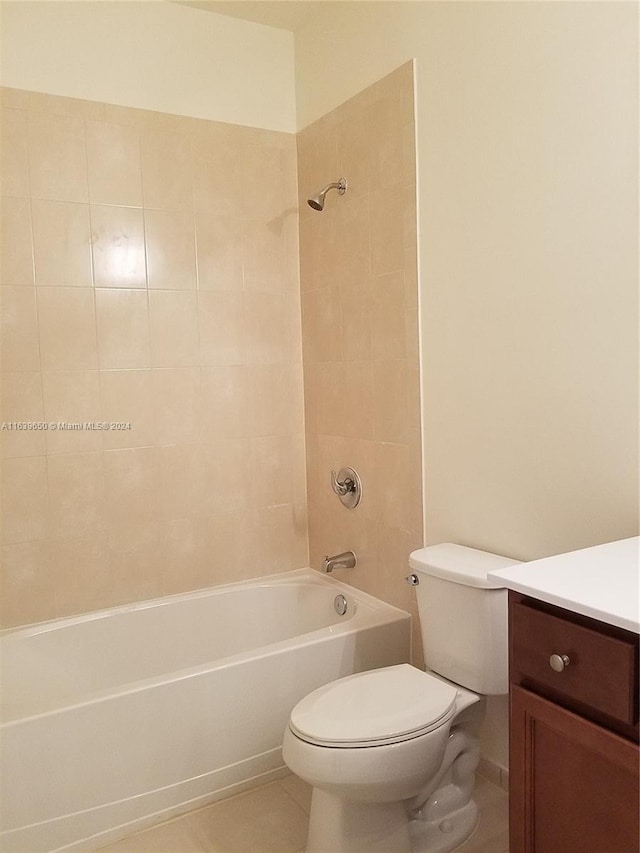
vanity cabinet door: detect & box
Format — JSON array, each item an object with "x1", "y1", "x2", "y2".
[{"x1": 510, "y1": 685, "x2": 640, "y2": 853}]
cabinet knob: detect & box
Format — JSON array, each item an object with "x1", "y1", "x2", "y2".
[{"x1": 549, "y1": 653, "x2": 571, "y2": 672}]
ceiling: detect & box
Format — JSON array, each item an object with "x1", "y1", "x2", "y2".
[{"x1": 176, "y1": 1, "x2": 317, "y2": 32}]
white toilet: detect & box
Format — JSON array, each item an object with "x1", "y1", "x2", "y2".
[{"x1": 282, "y1": 544, "x2": 521, "y2": 853}]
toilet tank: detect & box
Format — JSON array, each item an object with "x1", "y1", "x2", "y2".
[{"x1": 409, "y1": 544, "x2": 522, "y2": 695}]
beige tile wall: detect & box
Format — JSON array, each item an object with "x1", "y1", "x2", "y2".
[
  {"x1": 297, "y1": 63, "x2": 425, "y2": 663},
  {"x1": 0, "y1": 87, "x2": 307, "y2": 628}
]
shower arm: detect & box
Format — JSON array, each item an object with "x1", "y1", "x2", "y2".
[{"x1": 307, "y1": 178, "x2": 348, "y2": 210}]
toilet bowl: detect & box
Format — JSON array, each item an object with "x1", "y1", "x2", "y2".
[
  {"x1": 282, "y1": 664, "x2": 482, "y2": 853},
  {"x1": 283, "y1": 543, "x2": 521, "y2": 853}
]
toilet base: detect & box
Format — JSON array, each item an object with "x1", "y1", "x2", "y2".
[
  {"x1": 306, "y1": 789, "x2": 412, "y2": 853},
  {"x1": 409, "y1": 799, "x2": 478, "y2": 853},
  {"x1": 301, "y1": 727, "x2": 481, "y2": 853}
]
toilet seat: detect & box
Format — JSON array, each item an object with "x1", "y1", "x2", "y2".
[{"x1": 289, "y1": 664, "x2": 457, "y2": 748}]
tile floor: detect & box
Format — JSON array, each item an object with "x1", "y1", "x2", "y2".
[{"x1": 95, "y1": 772, "x2": 508, "y2": 853}]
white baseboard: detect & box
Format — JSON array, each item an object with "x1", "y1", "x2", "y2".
[{"x1": 477, "y1": 756, "x2": 509, "y2": 792}]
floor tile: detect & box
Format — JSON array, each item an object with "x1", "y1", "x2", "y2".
[
  {"x1": 455, "y1": 775, "x2": 510, "y2": 853},
  {"x1": 95, "y1": 817, "x2": 206, "y2": 852},
  {"x1": 187, "y1": 780, "x2": 309, "y2": 853},
  {"x1": 95, "y1": 771, "x2": 508, "y2": 853},
  {"x1": 279, "y1": 773, "x2": 313, "y2": 814}
]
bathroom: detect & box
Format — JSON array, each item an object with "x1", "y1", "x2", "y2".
[{"x1": 0, "y1": 1, "x2": 637, "y2": 852}]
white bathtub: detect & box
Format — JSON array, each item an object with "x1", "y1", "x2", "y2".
[{"x1": 0, "y1": 568, "x2": 410, "y2": 853}]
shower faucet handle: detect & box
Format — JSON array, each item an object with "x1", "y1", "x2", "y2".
[
  {"x1": 330, "y1": 467, "x2": 362, "y2": 509},
  {"x1": 331, "y1": 469, "x2": 353, "y2": 496}
]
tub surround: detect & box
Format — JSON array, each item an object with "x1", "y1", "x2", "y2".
[
  {"x1": 489, "y1": 536, "x2": 639, "y2": 633},
  {"x1": 0, "y1": 85, "x2": 307, "y2": 629},
  {"x1": 0, "y1": 65, "x2": 422, "y2": 635},
  {"x1": 298, "y1": 61, "x2": 424, "y2": 664}
]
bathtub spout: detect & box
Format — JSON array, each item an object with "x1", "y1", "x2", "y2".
[{"x1": 322, "y1": 551, "x2": 357, "y2": 573}]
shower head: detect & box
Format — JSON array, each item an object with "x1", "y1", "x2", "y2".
[{"x1": 307, "y1": 178, "x2": 347, "y2": 211}]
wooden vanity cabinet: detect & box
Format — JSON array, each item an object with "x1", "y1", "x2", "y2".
[{"x1": 508, "y1": 591, "x2": 640, "y2": 853}]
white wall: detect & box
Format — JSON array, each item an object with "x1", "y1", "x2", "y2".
[
  {"x1": 0, "y1": 1, "x2": 296, "y2": 131},
  {"x1": 294, "y1": 0, "x2": 639, "y2": 766}
]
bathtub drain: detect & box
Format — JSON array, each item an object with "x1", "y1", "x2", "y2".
[{"x1": 334, "y1": 594, "x2": 348, "y2": 616}]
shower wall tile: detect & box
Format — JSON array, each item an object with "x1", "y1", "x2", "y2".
[
  {"x1": 250, "y1": 363, "x2": 304, "y2": 437},
  {"x1": 250, "y1": 434, "x2": 295, "y2": 507},
  {"x1": 241, "y1": 218, "x2": 287, "y2": 293},
  {"x1": 42, "y1": 371, "x2": 102, "y2": 454},
  {"x1": 108, "y1": 520, "x2": 164, "y2": 605},
  {"x1": 32, "y1": 199, "x2": 93, "y2": 287},
  {"x1": 46, "y1": 450, "x2": 105, "y2": 540},
  {"x1": 152, "y1": 367, "x2": 200, "y2": 446},
  {"x1": 102, "y1": 102, "x2": 156, "y2": 129},
  {"x1": 301, "y1": 286, "x2": 343, "y2": 364},
  {"x1": 260, "y1": 502, "x2": 309, "y2": 576},
  {"x1": 149, "y1": 289, "x2": 200, "y2": 367},
  {"x1": 245, "y1": 292, "x2": 295, "y2": 365},
  {"x1": 336, "y1": 117, "x2": 369, "y2": 200},
  {"x1": 192, "y1": 144, "x2": 244, "y2": 218},
  {"x1": 0, "y1": 108, "x2": 29, "y2": 198},
  {"x1": 1, "y1": 196, "x2": 34, "y2": 285},
  {"x1": 145, "y1": 208, "x2": 197, "y2": 290},
  {"x1": 370, "y1": 187, "x2": 406, "y2": 276},
  {"x1": 194, "y1": 511, "x2": 253, "y2": 586},
  {"x1": 198, "y1": 291, "x2": 247, "y2": 365},
  {"x1": 0, "y1": 87, "x2": 306, "y2": 627},
  {"x1": 103, "y1": 447, "x2": 159, "y2": 532},
  {"x1": 141, "y1": 128, "x2": 193, "y2": 211},
  {"x1": 85, "y1": 120, "x2": 143, "y2": 207},
  {"x1": 26, "y1": 111, "x2": 88, "y2": 203},
  {"x1": 0, "y1": 540, "x2": 55, "y2": 627},
  {"x1": 340, "y1": 285, "x2": 373, "y2": 361},
  {"x1": 99, "y1": 369, "x2": 156, "y2": 450},
  {"x1": 372, "y1": 271, "x2": 407, "y2": 360},
  {"x1": 1, "y1": 372, "x2": 45, "y2": 458},
  {"x1": 241, "y1": 143, "x2": 288, "y2": 220},
  {"x1": 198, "y1": 365, "x2": 250, "y2": 440},
  {"x1": 298, "y1": 62, "x2": 425, "y2": 667},
  {"x1": 159, "y1": 517, "x2": 209, "y2": 595},
  {"x1": 0, "y1": 286, "x2": 41, "y2": 372},
  {"x1": 195, "y1": 212, "x2": 243, "y2": 291},
  {"x1": 50, "y1": 533, "x2": 114, "y2": 616},
  {"x1": 373, "y1": 360, "x2": 409, "y2": 444},
  {"x1": 155, "y1": 443, "x2": 204, "y2": 522},
  {"x1": 90, "y1": 205, "x2": 146, "y2": 289},
  {"x1": 1, "y1": 456, "x2": 49, "y2": 545},
  {"x1": 37, "y1": 286, "x2": 98, "y2": 371},
  {"x1": 197, "y1": 440, "x2": 252, "y2": 516},
  {"x1": 95, "y1": 288, "x2": 151, "y2": 369}
]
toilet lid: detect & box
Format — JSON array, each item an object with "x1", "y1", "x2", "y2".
[{"x1": 289, "y1": 664, "x2": 457, "y2": 748}]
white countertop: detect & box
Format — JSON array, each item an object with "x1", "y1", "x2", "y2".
[{"x1": 488, "y1": 537, "x2": 639, "y2": 634}]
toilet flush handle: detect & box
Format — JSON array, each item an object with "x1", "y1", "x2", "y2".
[{"x1": 404, "y1": 573, "x2": 420, "y2": 586}]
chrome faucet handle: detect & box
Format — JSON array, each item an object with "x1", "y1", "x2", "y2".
[
  {"x1": 330, "y1": 467, "x2": 362, "y2": 509},
  {"x1": 331, "y1": 469, "x2": 354, "y2": 496}
]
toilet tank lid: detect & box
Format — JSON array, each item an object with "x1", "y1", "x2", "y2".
[{"x1": 409, "y1": 544, "x2": 522, "y2": 589}]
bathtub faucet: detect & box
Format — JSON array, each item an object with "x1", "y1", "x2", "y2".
[{"x1": 322, "y1": 551, "x2": 357, "y2": 573}]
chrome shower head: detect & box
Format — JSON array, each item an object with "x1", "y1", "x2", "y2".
[{"x1": 307, "y1": 178, "x2": 347, "y2": 211}]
